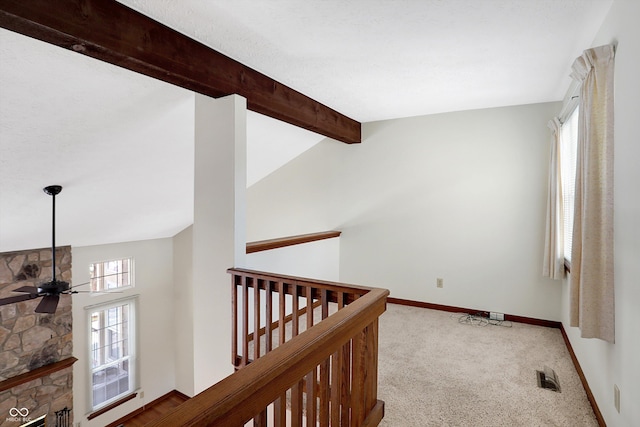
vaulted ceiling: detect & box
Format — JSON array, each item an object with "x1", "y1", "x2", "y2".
[{"x1": 0, "y1": 0, "x2": 613, "y2": 252}]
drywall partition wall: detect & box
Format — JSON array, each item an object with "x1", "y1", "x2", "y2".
[
  {"x1": 71, "y1": 238, "x2": 175, "y2": 427},
  {"x1": 192, "y1": 94, "x2": 247, "y2": 394},
  {"x1": 246, "y1": 237, "x2": 340, "y2": 282},
  {"x1": 561, "y1": 1, "x2": 640, "y2": 426},
  {"x1": 172, "y1": 225, "x2": 194, "y2": 397},
  {"x1": 248, "y1": 101, "x2": 562, "y2": 321}
]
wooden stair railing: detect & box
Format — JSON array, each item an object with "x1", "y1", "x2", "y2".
[
  {"x1": 146, "y1": 269, "x2": 389, "y2": 427},
  {"x1": 229, "y1": 268, "x2": 376, "y2": 368}
]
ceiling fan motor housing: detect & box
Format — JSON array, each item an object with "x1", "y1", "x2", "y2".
[{"x1": 38, "y1": 280, "x2": 70, "y2": 295}]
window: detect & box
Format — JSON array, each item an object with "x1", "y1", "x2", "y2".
[
  {"x1": 89, "y1": 297, "x2": 137, "y2": 410},
  {"x1": 560, "y1": 107, "x2": 579, "y2": 263},
  {"x1": 90, "y1": 258, "x2": 133, "y2": 292}
]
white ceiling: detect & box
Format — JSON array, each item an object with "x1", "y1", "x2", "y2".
[
  {"x1": 119, "y1": 0, "x2": 612, "y2": 121},
  {"x1": 0, "y1": 0, "x2": 612, "y2": 252}
]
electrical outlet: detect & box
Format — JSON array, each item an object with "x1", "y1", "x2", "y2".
[
  {"x1": 436, "y1": 278, "x2": 443, "y2": 288},
  {"x1": 489, "y1": 312, "x2": 504, "y2": 321},
  {"x1": 140, "y1": 391, "x2": 145, "y2": 399},
  {"x1": 614, "y1": 384, "x2": 620, "y2": 413}
]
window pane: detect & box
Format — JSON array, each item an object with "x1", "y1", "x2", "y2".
[
  {"x1": 561, "y1": 107, "x2": 579, "y2": 262},
  {"x1": 92, "y1": 360, "x2": 133, "y2": 408},
  {"x1": 90, "y1": 258, "x2": 133, "y2": 291},
  {"x1": 90, "y1": 300, "x2": 135, "y2": 409}
]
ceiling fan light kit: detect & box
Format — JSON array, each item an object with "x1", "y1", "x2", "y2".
[{"x1": 0, "y1": 185, "x2": 70, "y2": 313}]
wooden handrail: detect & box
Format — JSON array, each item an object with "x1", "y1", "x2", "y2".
[
  {"x1": 246, "y1": 230, "x2": 341, "y2": 253},
  {"x1": 229, "y1": 267, "x2": 372, "y2": 296},
  {"x1": 147, "y1": 285, "x2": 389, "y2": 426}
]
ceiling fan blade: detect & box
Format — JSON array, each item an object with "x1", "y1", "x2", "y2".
[
  {"x1": 70, "y1": 273, "x2": 126, "y2": 290},
  {"x1": 13, "y1": 286, "x2": 40, "y2": 294},
  {"x1": 69, "y1": 281, "x2": 90, "y2": 289},
  {"x1": 35, "y1": 295, "x2": 60, "y2": 314},
  {"x1": 0, "y1": 293, "x2": 38, "y2": 306},
  {"x1": 68, "y1": 290, "x2": 123, "y2": 294}
]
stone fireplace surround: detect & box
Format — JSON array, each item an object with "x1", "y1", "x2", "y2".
[{"x1": 0, "y1": 247, "x2": 74, "y2": 427}]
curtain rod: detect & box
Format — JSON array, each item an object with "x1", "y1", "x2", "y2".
[{"x1": 558, "y1": 79, "x2": 580, "y2": 124}]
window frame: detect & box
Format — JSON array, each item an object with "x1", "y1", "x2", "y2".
[
  {"x1": 89, "y1": 257, "x2": 135, "y2": 293},
  {"x1": 86, "y1": 295, "x2": 139, "y2": 412}
]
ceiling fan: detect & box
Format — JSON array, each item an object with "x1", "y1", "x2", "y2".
[{"x1": 0, "y1": 185, "x2": 72, "y2": 314}]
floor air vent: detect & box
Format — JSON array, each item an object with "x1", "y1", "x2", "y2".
[{"x1": 536, "y1": 366, "x2": 561, "y2": 392}]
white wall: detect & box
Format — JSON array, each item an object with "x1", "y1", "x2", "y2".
[
  {"x1": 71, "y1": 238, "x2": 175, "y2": 427},
  {"x1": 248, "y1": 102, "x2": 562, "y2": 320},
  {"x1": 561, "y1": 1, "x2": 640, "y2": 426},
  {"x1": 246, "y1": 238, "x2": 340, "y2": 282}
]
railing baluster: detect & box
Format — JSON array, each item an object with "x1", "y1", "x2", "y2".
[
  {"x1": 232, "y1": 274, "x2": 238, "y2": 367},
  {"x1": 254, "y1": 408, "x2": 267, "y2": 427},
  {"x1": 319, "y1": 355, "x2": 330, "y2": 427},
  {"x1": 338, "y1": 290, "x2": 346, "y2": 310},
  {"x1": 274, "y1": 392, "x2": 287, "y2": 426},
  {"x1": 242, "y1": 275, "x2": 249, "y2": 366},
  {"x1": 351, "y1": 329, "x2": 367, "y2": 426},
  {"x1": 330, "y1": 349, "x2": 341, "y2": 426},
  {"x1": 279, "y1": 281, "x2": 286, "y2": 346},
  {"x1": 341, "y1": 340, "x2": 352, "y2": 426},
  {"x1": 321, "y1": 288, "x2": 329, "y2": 320},
  {"x1": 366, "y1": 320, "x2": 379, "y2": 414},
  {"x1": 306, "y1": 366, "x2": 317, "y2": 425},
  {"x1": 292, "y1": 283, "x2": 299, "y2": 337},
  {"x1": 292, "y1": 380, "x2": 303, "y2": 427},
  {"x1": 307, "y1": 285, "x2": 314, "y2": 329},
  {"x1": 254, "y1": 278, "x2": 261, "y2": 361},
  {"x1": 265, "y1": 280, "x2": 273, "y2": 353}
]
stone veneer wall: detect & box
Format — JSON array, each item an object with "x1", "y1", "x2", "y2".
[{"x1": 0, "y1": 247, "x2": 73, "y2": 427}]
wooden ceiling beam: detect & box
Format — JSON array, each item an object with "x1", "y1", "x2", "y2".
[{"x1": 0, "y1": 0, "x2": 361, "y2": 144}]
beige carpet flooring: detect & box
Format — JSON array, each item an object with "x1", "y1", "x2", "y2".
[{"x1": 377, "y1": 303, "x2": 598, "y2": 427}]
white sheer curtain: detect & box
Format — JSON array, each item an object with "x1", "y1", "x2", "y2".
[
  {"x1": 543, "y1": 117, "x2": 564, "y2": 279},
  {"x1": 569, "y1": 44, "x2": 615, "y2": 342}
]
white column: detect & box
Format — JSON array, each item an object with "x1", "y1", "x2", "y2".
[
  {"x1": 173, "y1": 225, "x2": 195, "y2": 396},
  {"x1": 192, "y1": 93, "x2": 247, "y2": 393}
]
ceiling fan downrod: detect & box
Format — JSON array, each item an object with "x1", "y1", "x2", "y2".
[
  {"x1": 0, "y1": 185, "x2": 69, "y2": 313},
  {"x1": 43, "y1": 185, "x2": 62, "y2": 283}
]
